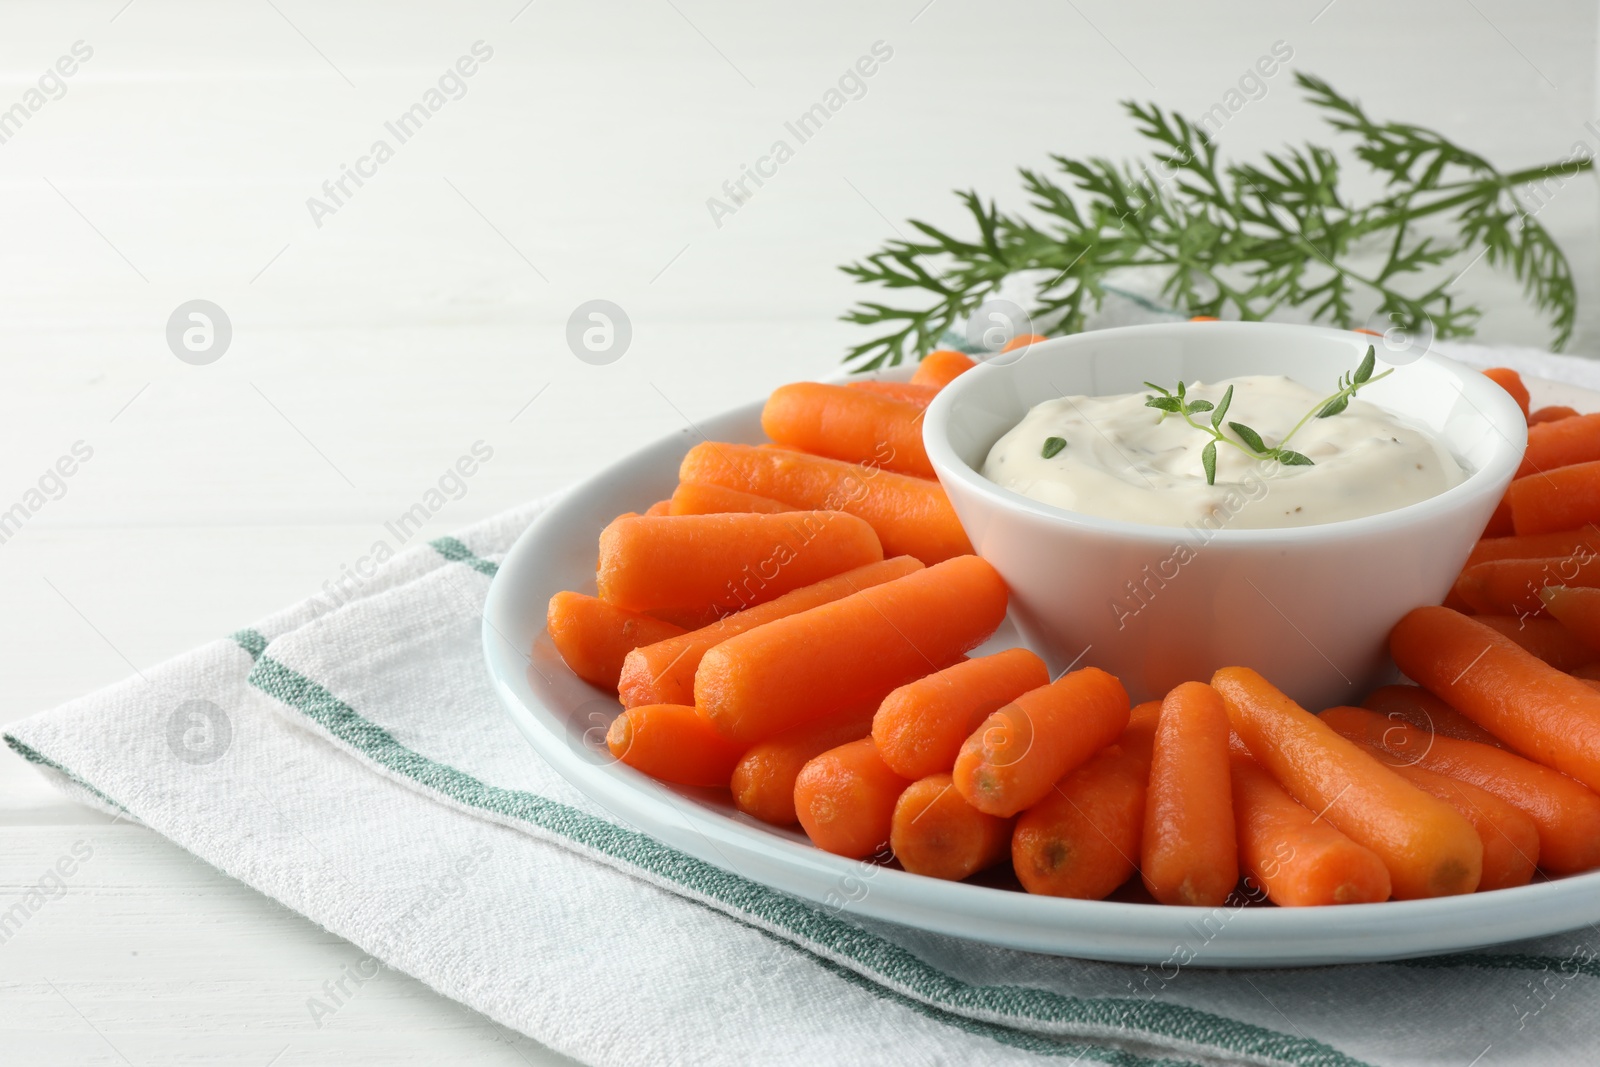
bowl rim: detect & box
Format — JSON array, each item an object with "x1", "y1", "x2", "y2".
[{"x1": 921, "y1": 320, "x2": 1527, "y2": 545}]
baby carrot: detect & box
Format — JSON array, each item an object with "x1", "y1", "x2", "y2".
[
  {"x1": 697, "y1": 555, "x2": 1009, "y2": 743},
  {"x1": 1001, "y1": 333, "x2": 1048, "y2": 352},
  {"x1": 1464, "y1": 526, "x2": 1600, "y2": 569},
  {"x1": 1529, "y1": 405, "x2": 1580, "y2": 426},
  {"x1": 1482, "y1": 497, "x2": 1515, "y2": 538},
  {"x1": 847, "y1": 380, "x2": 939, "y2": 408},
  {"x1": 1319, "y1": 705, "x2": 1600, "y2": 873},
  {"x1": 1518, "y1": 411, "x2": 1600, "y2": 477},
  {"x1": 1344, "y1": 735, "x2": 1539, "y2": 891},
  {"x1": 730, "y1": 703, "x2": 877, "y2": 826},
  {"x1": 1213, "y1": 666, "x2": 1482, "y2": 899},
  {"x1": 954, "y1": 667, "x2": 1131, "y2": 817},
  {"x1": 1453, "y1": 554, "x2": 1600, "y2": 616},
  {"x1": 794, "y1": 738, "x2": 911, "y2": 858},
  {"x1": 909, "y1": 349, "x2": 975, "y2": 389},
  {"x1": 872, "y1": 648, "x2": 1050, "y2": 780},
  {"x1": 1483, "y1": 367, "x2": 1531, "y2": 421},
  {"x1": 1141, "y1": 682, "x2": 1239, "y2": 907},
  {"x1": 1359, "y1": 684, "x2": 1505, "y2": 747},
  {"x1": 605, "y1": 704, "x2": 747, "y2": 788},
  {"x1": 1389, "y1": 606, "x2": 1600, "y2": 793},
  {"x1": 546, "y1": 591, "x2": 686, "y2": 692},
  {"x1": 1229, "y1": 753, "x2": 1392, "y2": 906},
  {"x1": 643, "y1": 499, "x2": 672, "y2": 516},
  {"x1": 1506, "y1": 461, "x2": 1600, "y2": 535},
  {"x1": 1538, "y1": 585, "x2": 1600, "y2": 652},
  {"x1": 668, "y1": 482, "x2": 794, "y2": 516},
  {"x1": 618, "y1": 557, "x2": 923, "y2": 708},
  {"x1": 762, "y1": 382, "x2": 933, "y2": 478},
  {"x1": 596, "y1": 510, "x2": 882, "y2": 616},
  {"x1": 1474, "y1": 615, "x2": 1599, "y2": 671},
  {"x1": 679, "y1": 442, "x2": 973, "y2": 564},
  {"x1": 890, "y1": 773, "x2": 1013, "y2": 880},
  {"x1": 1011, "y1": 736, "x2": 1149, "y2": 900}
]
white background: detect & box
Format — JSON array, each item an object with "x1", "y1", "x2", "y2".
[{"x1": 1, "y1": 1, "x2": 1598, "y2": 1063}]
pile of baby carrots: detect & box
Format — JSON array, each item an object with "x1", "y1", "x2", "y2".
[{"x1": 546, "y1": 354, "x2": 1600, "y2": 906}]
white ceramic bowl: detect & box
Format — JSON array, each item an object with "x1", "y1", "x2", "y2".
[{"x1": 922, "y1": 321, "x2": 1526, "y2": 710}]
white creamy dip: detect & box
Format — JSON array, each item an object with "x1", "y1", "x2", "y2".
[{"x1": 981, "y1": 375, "x2": 1465, "y2": 529}]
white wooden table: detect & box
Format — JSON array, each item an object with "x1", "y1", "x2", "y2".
[{"x1": 2, "y1": 2, "x2": 1597, "y2": 1062}]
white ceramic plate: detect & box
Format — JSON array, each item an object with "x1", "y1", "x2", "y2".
[{"x1": 482, "y1": 367, "x2": 1600, "y2": 967}]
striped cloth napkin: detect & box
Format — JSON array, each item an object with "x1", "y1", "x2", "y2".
[{"x1": 8, "y1": 329, "x2": 1600, "y2": 1067}]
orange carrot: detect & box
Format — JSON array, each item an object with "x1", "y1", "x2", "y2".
[
  {"x1": 1212, "y1": 666, "x2": 1482, "y2": 899},
  {"x1": 872, "y1": 648, "x2": 1050, "y2": 780},
  {"x1": 697, "y1": 555, "x2": 1009, "y2": 743},
  {"x1": 1358, "y1": 684, "x2": 1505, "y2": 747},
  {"x1": 596, "y1": 510, "x2": 882, "y2": 616},
  {"x1": 1343, "y1": 734, "x2": 1539, "y2": 891},
  {"x1": 1482, "y1": 497, "x2": 1515, "y2": 538},
  {"x1": 618, "y1": 557, "x2": 923, "y2": 708},
  {"x1": 1001, "y1": 333, "x2": 1048, "y2": 352},
  {"x1": 605, "y1": 704, "x2": 747, "y2": 787},
  {"x1": 890, "y1": 773, "x2": 1013, "y2": 880},
  {"x1": 794, "y1": 738, "x2": 911, "y2": 858},
  {"x1": 546, "y1": 592, "x2": 686, "y2": 692},
  {"x1": 1464, "y1": 526, "x2": 1600, "y2": 569},
  {"x1": 953, "y1": 667, "x2": 1130, "y2": 817},
  {"x1": 1011, "y1": 735, "x2": 1149, "y2": 900},
  {"x1": 762, "y1": 383, "x2": 932, "y2": 478},
  {"x1": 1453, "y1": 554, "x2": 1600, "y2": 616},
  {"x1": 1518, "y1": 411, "x2": 1600, "y2": 477},
  {"x1": 1529, "y1": 405, "x2": 1580, "y2": 426},
  {"x1": 910, "y1": 349, "x2": 975, "y2": 389},
  {"x1": 1389, "y1": 606, "x2": 1600, "y2": 794},
  {"x1": 1318, "y1": 705, "x2": 1600, "y2": 873},
  {"x1": 730, "y1": 703, "x2": 877, "y2": 825},
  {"x1": 1474, "y1": 614, "x2": 1600, "y2": 670},
  {"x1": 847, "y1": 380, "x2": 939, "y2": 408},
  {"x1": 1483, "y1": 367, "x2": 1530, "y2": 421},
  {"x1": 1141, "y1": 682, "x2": 1239, "y2": 907},
  {"x1": 668, "y1": 482, "x2": 794, "y2": 516},
  {"x1": 1538, "y1": 585, "x2": 1600, "y2": 653},
  {"x1": 679, "y1": 442, "x2": 972, "y2": 564},
  {"x1": 1507, "y1": 461, "x2": 1600, "y2": 535},
  {"x1": 1229, "y1": 753, "x2": 1392, "y2": 906}
]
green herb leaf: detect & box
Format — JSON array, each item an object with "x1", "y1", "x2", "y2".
[
  {"x1": 1229, "y1": 422, "x2": 1269, "y2": 454},
  {"x1": 1211, "y1": 385, "x2": 1233, "y2": 430},
  {"x1": 1201, "y1": 440, "x2": 1217, "y2": 485},
  {"x1": 1145, "y1": 396, "x2": 1183, "y2": 413},
  {"x1": 1143, "y1": 381, "x2": 1169, "y2": 396},
  {"x1": 1041, "y1": 436, "x2": 1067, "y2": 459},
  {"x1": 837, "y1": 75, "x2": 1586, "y2": 370},
  {"x1": 1354, "y1": 345, "x2": 1376, "y2": 386},
  {"x1": 1186, "y1": 399, "x2": 1213, "y2": 413},
  {"x1": 1276, "y1": 449, "x2": 1314, "y2": 466},
  {"x1": 1316, "y1": 395, "x2": 1350, "y2": 418}
]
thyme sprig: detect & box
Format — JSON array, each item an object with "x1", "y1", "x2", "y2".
[
  {"x1": 1141, "y1": 345, "x2": 1389, "y2": 485},
  {"x1": 840, "y1": 74, "x2": 1589, "y2": 370}
]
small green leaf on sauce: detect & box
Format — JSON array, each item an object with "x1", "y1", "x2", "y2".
[
  {"x1": 1201, "y1": 440, "x2": 1217, "y2": 485},
  {"x1": 1276, "y1": 449, "x2": 1314, "y2": 466},
  {"x1": 1145, "y1": 396, "x2": 1183, "y2": 413},
  {"x1": 1229, "y1": 422, "x2": 1268, "y2": 453},
  {"x1": 1211, "y1": 384, "x2": 1233, "y2": 429},
  {"x1": 1041, "y1": 436, "x2": 1067, "y2": 459},
  {"x1": 1354, "y1": 345, "x2": 1376, "y2": 385},
  {"x1": 1187, "y1": 399, "x2": 1214, "y2": 413}
]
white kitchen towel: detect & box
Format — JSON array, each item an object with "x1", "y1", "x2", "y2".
[{"x1": 8, "y1": 339, "x2": 1600, "y2": 1067}]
